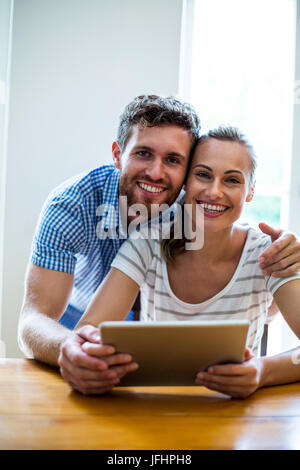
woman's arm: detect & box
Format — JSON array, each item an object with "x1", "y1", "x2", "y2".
[
  {"x1": 76, "y1": 267, "x2": 140, "y2": 328},
  {"x1": 259, "y1": 279, "x2": 300, "y2": 387},
  {"x1": 272, "y1": 279, "x2": 300, "y2": 337},
  {"x1": 58, "y1": 268, "x2": 141, "y2": 394},
  {"x1": 266, "y1": 299, "x2": 279, "y2": 322},
  {"x1": 195, "y1": 280, "x2": 300, "y2": 398}
]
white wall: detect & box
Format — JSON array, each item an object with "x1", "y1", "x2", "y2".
[{"x1": 1, "y1": 0, "x2": 183, "y2": 357}]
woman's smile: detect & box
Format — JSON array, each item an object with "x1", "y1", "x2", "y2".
[{"x1": 196, "y1": 199, "x2": 230, "y2": 218}]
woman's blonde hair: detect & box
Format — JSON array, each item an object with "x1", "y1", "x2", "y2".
[
  {"x1": 161, "y1": 125, "x2": 257, "y2": 264},
  {"x1": 202, "y1": 126, "x2": 257, "y2": 188}
]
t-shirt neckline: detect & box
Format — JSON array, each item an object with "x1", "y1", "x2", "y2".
[{"x1": 161, "y1": 228, "x2": 252, "y2": 310}]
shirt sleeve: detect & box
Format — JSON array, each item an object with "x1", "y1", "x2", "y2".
[
  {"x1": 31, "y1": 193, "x2": 87, "y2": 273},
  {"x1": 266, "y1": 271, "x2": 300, "y2": 296},
  {"x1": 111, "y1": 236, "x2": 154, "y2": 287}
]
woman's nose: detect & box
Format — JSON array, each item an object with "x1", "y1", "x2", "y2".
[{"x1": 205, "y1": 180, "x2": 223, "y2": 199}]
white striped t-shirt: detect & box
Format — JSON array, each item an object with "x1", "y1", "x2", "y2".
[{"x1": 111, "y1": 227, "x2": 300, "y2": 355}]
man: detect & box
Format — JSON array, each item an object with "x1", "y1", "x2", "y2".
[{"x1": 18, "y1": 95, "x2": 300, "y2": 395}]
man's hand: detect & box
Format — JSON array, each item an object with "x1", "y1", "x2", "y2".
[
  {"x1": 58, "y1": 325, "x2": 138, "y2": 395},
  {"x1": 258, "y1": 223, "x2": 300, "y2": 277},
  {"x1": 195, "y1": 349, "x2": 263, "y2": 399}
]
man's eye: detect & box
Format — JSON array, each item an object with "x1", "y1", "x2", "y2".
[
  {"x1": 136, "y1": 151, "x2": 151, "y2": 157},
  {"x1": 167, "y1": 157, "x2": 180, "y2": 164}
]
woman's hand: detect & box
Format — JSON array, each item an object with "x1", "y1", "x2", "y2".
[{"x1": 195, "y1": 349, "x2": 264, "y2": 398}]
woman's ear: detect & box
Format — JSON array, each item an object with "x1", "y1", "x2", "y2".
[
  {"x1": 246, "y1": 183, "x2": 255, "y2": 202},
  {"x1": 112, "y1": 141, "x2": 121, "y2": 169}
]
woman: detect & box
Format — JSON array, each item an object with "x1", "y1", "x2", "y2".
[{"x1": 77, "y1": 126, "x2": 300, "y2": 398}]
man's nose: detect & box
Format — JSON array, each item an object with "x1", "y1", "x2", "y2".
[{"x1": 145, "y1": 158, "x2": 165, "y2": 181}]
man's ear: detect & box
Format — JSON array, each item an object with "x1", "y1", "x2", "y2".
[
  {"x1": 246, "y1": 182, "x2": 255, "y2": 202},
  {"x1": 112, "y1": 141, "x2": 121, "y2": 169}
]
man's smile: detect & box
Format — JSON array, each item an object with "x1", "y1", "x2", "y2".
[{"x1": 136, "y1": 181, "x2": 167, "y2": 196}]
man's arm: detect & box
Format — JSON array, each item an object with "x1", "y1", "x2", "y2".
[
  {"x1": 18, "y1": 264, "x2": 137, "y2": 395},
  {"x1": 18, "y1": 263, "x2": 74, "y2": 366}
]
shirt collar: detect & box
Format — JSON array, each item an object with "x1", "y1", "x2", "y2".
[{"x1": 101, "y1": 167, "x2": 120, "y2": 231}]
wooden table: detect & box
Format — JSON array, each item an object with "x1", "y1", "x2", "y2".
[{"x1": 0, "y1": 359, "x2": 300, "y2": 450}]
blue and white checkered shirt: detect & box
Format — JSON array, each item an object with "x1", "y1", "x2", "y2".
[{"x1": 31, "y1": 165, "x2": 125, "y2": 328}]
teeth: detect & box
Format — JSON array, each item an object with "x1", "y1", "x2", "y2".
[
  {"x1": 138, "y1": 182, "x2": 165, "y2": 193},
  {"x1": 199, "y1": 202, "x2": 227, "y2": 212}
]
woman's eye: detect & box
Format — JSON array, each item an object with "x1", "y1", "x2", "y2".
[
  {"x1": 197, "y1": 172, "x2": 210, "y2": 178},
  {"x1": 227, "y1": 177, "x2": 241, "y2": 184}
]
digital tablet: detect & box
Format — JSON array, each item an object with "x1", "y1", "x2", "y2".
[{"x1": 99, "y1": 320, "x2": 250, "y2": 386}]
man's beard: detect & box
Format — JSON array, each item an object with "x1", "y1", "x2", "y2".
[{"x1": 118, "y1": 172, "x2": 181, "y2": 221}]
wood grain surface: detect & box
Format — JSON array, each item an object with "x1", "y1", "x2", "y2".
[{"x1": 0, "y1": 359, "x2": 299, "y2": 450}]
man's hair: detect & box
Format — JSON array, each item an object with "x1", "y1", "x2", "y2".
[
  {"x1": 117, "y1": 95, "x2": 201, "y2": 151},
  {"x1": 199, "y1": 125, "x2": 257, "y2": 188}
]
